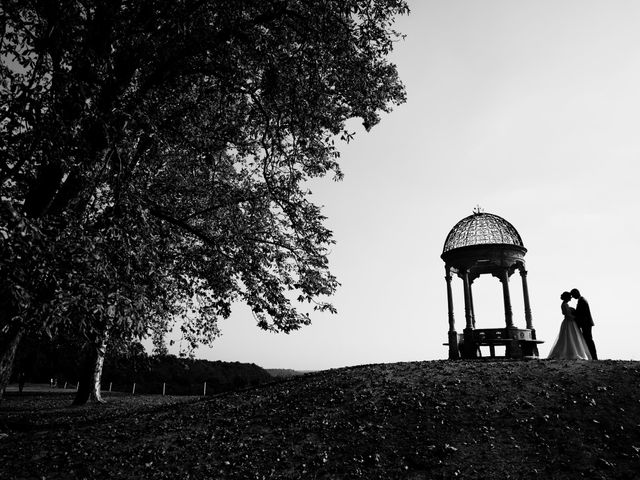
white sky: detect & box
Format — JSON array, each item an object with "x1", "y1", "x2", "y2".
[{"x1": 190, "y1": 0, "x2": 640, "y2": 370}]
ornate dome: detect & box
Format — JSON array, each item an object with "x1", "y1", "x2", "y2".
[{"x1": 443, "y1": 212, "x2": 524, "y2": 253}]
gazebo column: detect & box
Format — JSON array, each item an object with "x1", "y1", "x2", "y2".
[
  {"x1": 462, "y1": 270, "x2": 474, "y2": 330},
  {"x1": 520, "y1": 268, "x2": 533, "y2": 329},
  {"x1": 468, "y1": 279, "x2": 476, "y2": 328},
  {"x1": 500, "y1": 268, "x2": 522, "y2": 358},
  {"x1": 462, "y1": 270, "x2": 477, "y2": 358},
  {"x1": 519, "y1": 267, "x2": 539, "y2": 356},
  {"x1": 445, "y1": 266, "x2": 459, "y2": 360},
  {"x1": 445, "y1": 267, "x2": 455, "y2": 331},
  {"x1": 499, "y1": 269, "x2": 514, "y2": 329}
]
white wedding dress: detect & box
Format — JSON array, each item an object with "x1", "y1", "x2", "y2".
[{"x1": 547, "y1": 301, "x2": 592, "y2": 360}]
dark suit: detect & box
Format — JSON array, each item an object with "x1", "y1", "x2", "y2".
[{"x1": 575, "y1": 296, "x2": 597, "y2": 359}]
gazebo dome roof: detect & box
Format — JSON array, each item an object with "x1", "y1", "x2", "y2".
[{"x1": 443, "y1": 212, "x2": 524, "y2": 253}]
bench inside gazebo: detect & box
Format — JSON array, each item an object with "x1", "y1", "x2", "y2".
[{"x1": 446, "y1": 328, "x2": 544, "y2": 359}]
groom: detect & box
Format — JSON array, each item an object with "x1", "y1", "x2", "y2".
[{"x1": 571, "y1": 288, "x2": 598, "y2": 360}]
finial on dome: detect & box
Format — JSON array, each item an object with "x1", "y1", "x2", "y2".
[{"x1": 473, "y1": 205, "x2": 484, "y2": 215}]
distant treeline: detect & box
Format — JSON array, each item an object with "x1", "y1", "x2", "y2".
[
  {"x1": 11, "y1": 336, "x2": 272, "y2": 395},
  {"x1": 266, "y1": 369, "x2": 308, "y2": 378},
  {"x1": 104, "y1": 354, "x2": 273, "y2": 395}
]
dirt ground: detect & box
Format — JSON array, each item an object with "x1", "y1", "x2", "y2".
[{"x1": 1, "y1": 359, "x2": 639, "y2": 479}]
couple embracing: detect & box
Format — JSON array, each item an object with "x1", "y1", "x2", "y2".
[{"x1": 548, "y1": 288, "x2": 598, "y2": 360}]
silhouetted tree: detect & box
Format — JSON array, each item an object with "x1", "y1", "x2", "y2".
[{"x1": 0, "y1": 0, "x2": 408, "y2": 403}]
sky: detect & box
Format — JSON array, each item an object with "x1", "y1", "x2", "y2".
[{"x1": 182, "y1": 0, "x2": 640, "y2": 370}]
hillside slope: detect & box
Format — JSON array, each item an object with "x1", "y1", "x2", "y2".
[{"x1": 1, "y1": 360, "x2": 639, "y2": 479}]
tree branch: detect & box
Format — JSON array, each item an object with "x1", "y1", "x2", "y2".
[{"x1": 147, "y1": 203, "x2": 217, "y2": 248}]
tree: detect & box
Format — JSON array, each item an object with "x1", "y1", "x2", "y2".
[{"x1": 0, "y1": 0, "x2": 408, "y2": 402}]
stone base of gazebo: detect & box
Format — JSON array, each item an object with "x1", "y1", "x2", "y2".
[{"x1": 446, "y1": 328, "x2": 543, "y2": 360}]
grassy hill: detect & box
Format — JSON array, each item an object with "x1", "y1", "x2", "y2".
[{"x1": 1, "y1": 360, "x2": 639, "y2": 479}]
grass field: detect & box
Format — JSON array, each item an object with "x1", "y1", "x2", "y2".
[{"x1": 1, "y1": 359, "x2": 639, "y2": 479}]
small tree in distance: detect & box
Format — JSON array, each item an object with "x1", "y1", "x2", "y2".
[{"x1": 0, "y1": 0, "x2": 409, "y2": 403}]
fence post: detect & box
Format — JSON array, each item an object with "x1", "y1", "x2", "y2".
[
  {"x1": 132, "y1": 382, "x2": 136, "y2": 395},
  {"x1": 162, "y1": 382, "x2": 166, "y2": 396},
  {"x1": 203, "y1": 381, "x2": 207, "y2": 396}
]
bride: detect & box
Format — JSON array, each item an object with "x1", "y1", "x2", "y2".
[{"x1": 547, "y1": 291, "x2": 592, "y2": 360}]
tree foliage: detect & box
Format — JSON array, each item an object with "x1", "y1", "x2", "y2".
[{"x1": 0, "y1": 0, "x2": 408, "y2": 395}]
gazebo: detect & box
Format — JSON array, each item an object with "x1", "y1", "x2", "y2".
[{"x1": 441, "y1": 209, "x2": 543, "y2": 359}]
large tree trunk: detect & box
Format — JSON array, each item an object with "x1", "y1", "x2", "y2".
[
  {"x1": 73, "y1": 334, "x2": 108, "y2": 405},
  {"x1": 0, "y1": 324, "x2": 24, "y2": 401}
]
